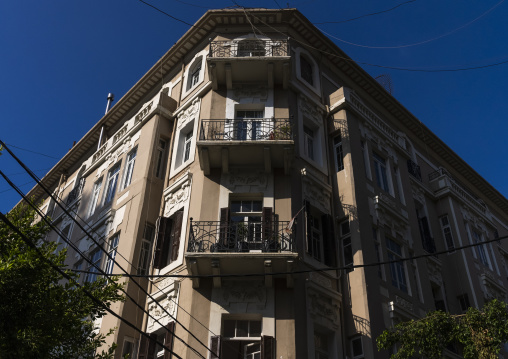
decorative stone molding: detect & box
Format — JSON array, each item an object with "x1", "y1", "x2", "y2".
[
  {"x1": 163, "y1": 172, "x2": 192, "y2": 218},
  {"x1": 426, "y1": 256, "x2": 443, "y2": 286},
  {"x1": 307, "y1": 287, "x2": 340, "y2": 329},
  {"x1": 218, "y1": 281, "x2": 267, "y2": 309},
  {"x1": 177, "y1": 98, "x2": 200, "y2": 131},
  {"x1": 480, "y1": 272, "x2": 506, "y2": 301},
  {"x1": 223, "y1": 170, "x2": 269, "y2": 192},
  {"x1": 302, "y1": 175, "x2": 331, "y2": 214},
  {"x1": 147, "y1": 280, "x2": 179, "y2": 332},
  {"x1": 394, "y1": 295, "x2": 414, "y2": 313},
  {"x1": 299, "y1": 94, "x2": 324, "y2": 124},
  {"x1": 309, "y1": 272, "x2": 332, "y2": 289},
  {"x1": 135, "y1": 101, "x2": 153, "y2": 123},
  {"x1": 233, "y1": 86, "x2": 268, "y2": 101}
]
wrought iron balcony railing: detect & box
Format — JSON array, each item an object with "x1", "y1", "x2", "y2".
[
  {"x1": 209, "y1": 40, "x2": 289, "y2": 58},
  {"x1": 199, "y1": 118, "x2": 293, "y2": 141},
  {"x1": 66, "y1": 178, "x2": 86, "y2": 205},
  {"x1": 187, "y1": 219, "x2": 296, "y2": 253},
  {"x1": 407, "y1": 159, "x2": 422, "y2": 182}
]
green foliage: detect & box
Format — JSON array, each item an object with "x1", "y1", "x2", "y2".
[
  {"x1": 0, "y1": 203, "x2": 124, "y2": 358},
  {"x1": 377, "y1": 300, "x2": 508, "y2": 359}
]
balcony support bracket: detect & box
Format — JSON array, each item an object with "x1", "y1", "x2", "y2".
[
  {"x1": 211, "y1": 259, "x2": 221, "y2": 288},
  {"x1": 286, "y1": 259, "x2": 295, "y2": 288},
  {"x1": 189, "y1": 259, "x2": 200, "y2": 288},
  {"x1": 264, "y1": 259, "x2": 273, "y2": 287}
]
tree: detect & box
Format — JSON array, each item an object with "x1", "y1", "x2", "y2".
[
  {"x1": 0, "y1": 202, "x2": 124, "y2": 358},
  {"x1": 377, "y1": 299, "x2": 508, "y2": 359}
]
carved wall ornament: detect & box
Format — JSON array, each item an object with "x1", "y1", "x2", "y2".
[
  {"x1": 219, "y1": 281, "x2": 267, "y2": 308},
  {"x1": 147, "y1": 293, "x2": 179, "y2": 331},
  {"x1": 426, "y1": 257, "x2": 443, "y2": 286},
  {"x1": 299, "y1": 95, "x2": 324, "y2": 123},
  {"x1": 135, "y1": 101, "x2": 153, "y2": 123},
  {"x1": 233, "y1": 86, "x2": 268, "y2": 101},
  {"x1": 480, "y1": 272, "x2": 506, "y2": 301},
  {"x1": 164, "y1": 180, "x2": 190, "y2": 217},
  {"x1": 307, "y1": 288, "x2": 340, "y2": 329},
  {"x1": 223, "y1": 170, "x2": 269, "y2": 192},
  {"x1": 177, "y1": 98, "x2": 200, "y2": 130},
  {"x1": 394, "y1": 295, "x2": 414, "y2": 313},
  {"x1": 302, "y1": 176, "x2": 331, "y2": 214},
  {"x1": 309, "y1": 272, "x2": 332, "y2": 289}
]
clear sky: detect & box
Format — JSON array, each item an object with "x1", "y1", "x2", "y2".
[{"x1": 1, "y1": 0, "x2": 507, "y2": 213}]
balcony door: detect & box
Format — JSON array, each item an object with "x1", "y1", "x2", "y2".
[{"x1": 235, "y1": 110, "x2": 264, "y2": 141}]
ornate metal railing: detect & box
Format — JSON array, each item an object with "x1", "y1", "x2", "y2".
[
  {"x1": 199, "y1": 118, "x2": 293, "y2": 141},
  {"x1": 67, "y1": 178, "x2": 86, "y2": 205},
  {"x1": 209, "y1": 40, "x2": 289, "y2": 58},
  {"x1": 407, "y1": 159, "x2": 422, "y2": 182},
  {"x1": 187, "y1": 219, "x2": 296, "y2": 253}
]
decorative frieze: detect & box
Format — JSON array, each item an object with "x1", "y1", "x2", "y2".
[
  {"x1": 307, "y1": 287, "x2": 340, "y2": 329},
  {"x1": 163, "y1": 172, "x2": 192, "y2": 218},
  {"x1": 299, "y1": 95, "x2": 324, "y2": 124},
  {"x1": 147, "y1": 280, "x2": 179, "y2": 332},
  {"x1": 177, "y1": 98, "x2": 200, "y2": 130},
  {"x1": 233, "y1": 86, "x2": 268, "y2": 101},
  {"x1": 135, "y1": 101, "x2": 153, "y2": 123},
  {"x1": 218, "y1": 281, "x2": 267, "y2": 309}
]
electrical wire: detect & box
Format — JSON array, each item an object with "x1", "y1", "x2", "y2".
[
  {"x1": 313, "y1": 0, "x2": 418, "y2": 24},
  {"x1": 4, "y1": 143, "x2": 60, "y2": 159},
  {"x1": 0, "y1": 169, "x2": 205, "y2": 359},
  {"x1": 0, "y1": 180, "x2": 34, "y2": 194},
  {"x1": 0, "y1": 211, "x2": 182, "y2": 359},
  {"x1": 243, "y1": 7, "x2": 508, "y2": 72},
  {"x1": 315, "y1": 0, "x2": 505, "y2": 49},
  {"x1": 0, "y1": 140, "x2": 218, "y2": 359}
]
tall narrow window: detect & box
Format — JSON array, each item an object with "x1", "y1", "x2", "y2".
[
  {"x1": 308, "y1": 213, "x2": 322, "y2": 261},
  {"x1": 473, "y1": 230, "x2": 490, "y2": 267},
  {"x1": 235, "y1": 110, "x2": 263, "y2": 141},
  {"x1": 386, "y1": 238, "x2": 408, "y2": 293},
  {"x1": 300, "y1": 55, "x2": 314, "y2": 85},
  {"x1": 138, "y1": 223, "x2": 155, "y2": 275},
  {"x1": 341, "y1": 221, "x2": 353, "y2": 270},
  {"x1": 440, "y1": 216, "x2": 455, "y2": 251},
  {"x1": 373, "y1": 153, "x2": 390, "y2": 192},
  {"x1": 85, "y1": 250, "x2": 102, "y2": 283},
  {"x1": 304, "y1": 126, "x2": 315, "y2": 160},
  {"x1": 223, "y1": 319, "x2": 262, "y2": 358},
  {"x1": 104, "y1": 234, "x2": 119, "y2": 275},
  {"x1": 104, "y1": 163, "x2": 121, "y2": 204},
  {"x1": 314, "y1": 331, "x2": 330, "y2": 359},
  {"x1": 88, "y1": 179, "x2": 103, "y2": 217},
  {"x1": 122, "y1": 147, "x2": 137, "y2": 189},
  {"x1": 155, "y1": 139, "x2": 167, "y2": 178},
  {"x1": 183, "y1": 131, "x2": 193, "y2": 162},
  {"x1": 333, "y1": 133, "x2": 344, "y2": 172},
  {"x1": 191, "y1": 64, "x2": 201, "y2": 87}
]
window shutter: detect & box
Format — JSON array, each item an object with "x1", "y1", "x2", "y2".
[
  {"x1": 153, "y1": 217, "x2": 169, "y2": 269},
  {"x1": 169, "y1": 211, "x2": 183, "y2": 263},
  {"x1": 219, "y1": 207, "x2": 230, "y2": 246},
  {"x1": 321, "y1": 214, "x2": 337, "y2": 267},
  {"x1": 139, "y1": 333, "x2": 157, "y2": 359},
  {"x1": 163, "y1": 322, "x2": 175, "y2": 359},
  {"x1": 304, "y1": 201, "x2": 311, "y2": 252},
  {"x1": 210, "y1": 335, "x2": 222, "y2": 359},
  {"x1": 262, "y1": 207, "x2": 273, "y2": 242},
  {"x1": 261, "y1": 335, "x2": 275, "y2": 359}
]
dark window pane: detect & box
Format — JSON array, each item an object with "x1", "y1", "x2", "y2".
[{"x1": 223, "y1": 320, "x2": 235, "y2": 337}]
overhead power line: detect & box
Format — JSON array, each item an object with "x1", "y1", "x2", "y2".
[
  {"x1": 4, "y1": 143, "x2": 60, "y2": 159},
  {"x1": 0, "y1": 140, "x2": 217, "y2": 359},
  {"x1": 0, "y1": 211, "x2": 181, "y2": 359}
]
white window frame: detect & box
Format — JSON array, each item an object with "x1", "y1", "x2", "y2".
[
  {"x1": 85, "y1": 249, "x2": 102, "y2": 283},
  {"x1": 386, "y1": 237, "x2": 409, "y2": 293},
  {"x1": 304, "y1": 126, "x2": 315, "y2": 161},
  {"x1": 183, "y1": 130, "x2": 193, "y2": 162},
  {"x1": 373, "y1": 152, "x2": 391, "y2": 193},
  {"x1": 138, "y1": 223, "x2": 155, "y2": 275},
  {"x1": 182, "y1": 50, "x2": 207, "y2": 99},
  {"x1": 121, "y1": 337, "x2": 136, "y2": 359},
  {"x1": 104, "y1": 233, "x2": 120, "y2": 275},
  {"x1": 88, "y1": 178, "x2": 103, "y2": 217},
  {"x1": 440, "y1": 215, "x2": 455, "y2": 252},
  {"x1": 341, "y1": 221, "x2": 353, "y2": 270},
  {"x1": 361, "y1": 141, "x2": 372, "y2": 180},
  {"x1": 295, "y1": 47, "x2": 321, "y2": 95},
  {"x1": 472, "y1": 229, "x2": 490, "y2": 268},
  {"x1": 333, "y1": 133, "x2": 344, "y2": 172},
  {"x1": 122, "y1": 147, "x2": 137, "y2": 190},
  {"x1": 104, "y1": 162, "x2": 121, "y2": 204},
  {"x1": 308, "y1": 212, "x2": 323, "y2": 262},
  {"x1": 350, "y1": 336, "x2": 364, "y2": 359},
  {"x1": 222, "y1": 319, "x2": 262, "y2": 359}
]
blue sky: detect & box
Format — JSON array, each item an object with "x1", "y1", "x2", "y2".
[{"x1": 1, "y1": 0, "x2": 507, "y2": 213}]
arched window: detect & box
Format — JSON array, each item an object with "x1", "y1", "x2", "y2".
[
  {"x1": 300, "y1": 54, "x2": 314, "y2": 86},
  {"x1": 186, "y1": 56, "x2": 203, "y2": 92}
]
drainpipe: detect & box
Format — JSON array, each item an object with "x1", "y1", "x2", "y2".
[{"x1": 97, "y1": 93, "x2": 115, "y2": 151}]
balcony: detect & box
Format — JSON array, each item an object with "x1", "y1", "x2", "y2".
[
  {"x1": 185, "y1": 218, "x2": 298, "y2": 288},
  {"x1": 197, "y1": 118, "x2": 294, "y2": 175},
  {"x1": 207, "y1": 40, "x2": 291, "y2": 89}
]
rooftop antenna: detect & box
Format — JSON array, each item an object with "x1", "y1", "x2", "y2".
[
  {"x1": 97, "y1": 93, "x2": 115, "y2": 151},
  {"x1": 375, "y1": 74, "x2": 393, "y2": 95}
]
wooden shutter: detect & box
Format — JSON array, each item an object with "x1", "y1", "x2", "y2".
[
  {"x1": 261, "y1": 335, "x2": 275, "y2": 359},
  {"x1": 210, "y1": 335, "x2": 222, "y2": 359},
  {"x1": 219, "y1": 207, "x2": 230, "y2": 246},
  {"x1": 139, "y1": 333, "x2": 157, "y2": 359},
  {"x1": 321, "y1": 214, "x2": 337, "y2": 267},
  {"x1": 154, "y1": 217, "x2": 170, "y2": 269},
  {"x1": 169, "y1": 211, "x2": 183, "y2": 263},
  {"x1": 163, "y1": 322, "x2": 175, "y2": 359},
  {"x1": 262, "y1": 207, "x2": 273, "y2": 242}
]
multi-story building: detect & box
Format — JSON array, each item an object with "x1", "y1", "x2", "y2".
[{"x1": 27, "y1": 8, "x2": 508, "y2": 359}]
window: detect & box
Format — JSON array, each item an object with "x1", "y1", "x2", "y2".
[
  {"x1": 351, "y1": 336, "x2": 364, "y2": 359},
  {"x1": 139, "y1": 322, "x2": 174, "y2": 359},
  {"x1": 138, "y1": 223, "x2": 155, "y2": 275},
  {"x1": 458, "y1": 293, "x2": 470, "y2": 312},
  {"x1": 306, "y1": 202, "x2": 336, "y2": 266},
  {"x1": 122, "y1": 147, "x2": 137, "y2": 189},
  {"x1": 85, "y1": 250, "x2": 102, "y2": 283},
  {"x1": 183, "y1": 131, "x2": 193, "y2": 162},
  {"x1": 88, "y1": 179, "x2": 102, "y2": 217},
  {"x1": 416, "y1": 206, "x2": 436, "y2": 254},
  {"x1": 341, "y1": 221, "x2": 353, "y2": 270},
  {"x1": 314, "y1": 331, "x2": 330, "y2": 359},
  {"x1": 304, "y1": 126, "x2": 315, "y2": 160},
  {"x1": 440, "y1": 216, "x2": 455, "y2": 251},
  {"x1": 386, "y1": 238, "x2": 408, "y2": 293},
  {"x1": 186, "y1": 56, "x2": 203, "y2": 92},
  {"x1": 104, "y1": 163, "x2": 121, "y2": 204},
  {"x1": 361, "y1": 141, "x2": 372, "y2": 180},
  {"x1": 373, "y1": 152, "x2": 390, "y2": 192},
  {"x1": 153, "y1": 210, "x2": 184, "y2": 270},
  {"x1": 300, "y1": 55, "x2": 314, "y2": 85},
  {"x1": 155, "y1": 139, "x2": 167, "y2": 178},
  {"x1": 333, "y1": 133, "x2": 344, "y2": 172},
  {"x1": 237, "y1": 40, "x2": 266, "y2": 57},
  {"x1": 56, "y1": 223, "x2": 72, "y2": 250},
  {"x1": 223, "y1": 319, "x2": 262, "y2": 359},
  {"x1": 373, "y1": 228, "x2": 385, "y2": 280},
  {"x1": 121, "y1": 338, "x2": 135, "y2": 359},
  {"x1": 230, "y1": 200, "x2": 263, "y2": 246},
  {"x1": 472, "y1": 230, "x2": 490, "y2": 267},
  {"x1": 308, "y1": 213, "x2": 322, "y2": 262},
  {"x1": 235, "y1": 110, "x2": 264, "y2": 141},
  {"x1": 104, "y1": 233, "x2": 119, "y2": 275}
]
